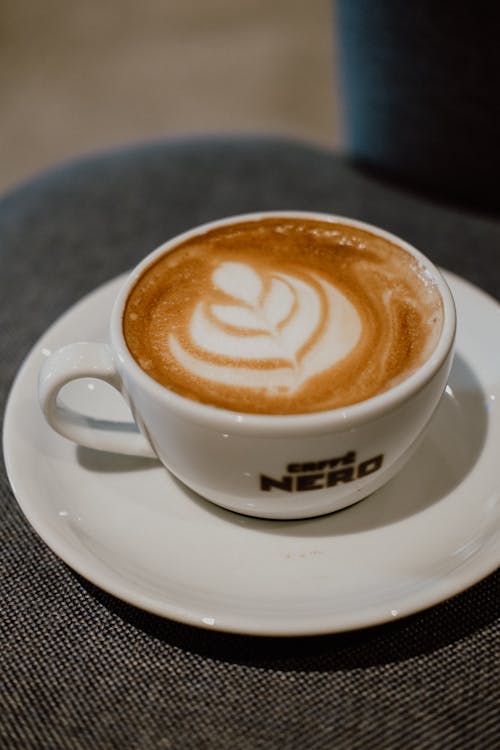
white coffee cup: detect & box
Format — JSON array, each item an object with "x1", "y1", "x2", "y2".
[{"x1": 38, "y1": 212, "x2": 456, "y2": 519}]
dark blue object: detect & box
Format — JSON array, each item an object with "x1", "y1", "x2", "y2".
[{"x1": 337, "y1": 1, "x2": 500, "y2": 206}]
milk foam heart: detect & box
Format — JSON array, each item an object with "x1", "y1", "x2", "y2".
[
  {"x1": 123, "y1": 218, "x2": 444, "y2": 414},
  {"x1": 169, "y1": 262, "x2": 362, "y2": 392}
]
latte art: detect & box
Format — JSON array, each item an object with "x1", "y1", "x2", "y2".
[
  {"x1": 123, "y1": 218, "x2": 444, "y2": 414},
  {"x1": 169, "y1": 261, "x2": 362, "y2": 393}
]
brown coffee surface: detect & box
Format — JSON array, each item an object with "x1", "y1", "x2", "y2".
[{"x1": 123, "y1": 218, "x2": 444, "y2": 414}]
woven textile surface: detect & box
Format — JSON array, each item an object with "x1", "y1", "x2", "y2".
[{"x1": 1, "y1": 137, "x2": 498, "y2": 749}]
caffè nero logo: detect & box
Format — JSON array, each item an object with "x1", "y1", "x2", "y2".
[{"x1": 260, "y1": 450, "x2": 384, "y2": 493}]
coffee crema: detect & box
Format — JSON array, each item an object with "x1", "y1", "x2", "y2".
[{"x1": 123, "y1": 218, "x2": 444, "y2": 414}]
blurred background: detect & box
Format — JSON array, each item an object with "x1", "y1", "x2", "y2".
[{"x1": 0, "y1": 0, "x2": 341, "y2": 197}]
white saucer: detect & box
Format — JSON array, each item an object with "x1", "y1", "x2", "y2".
[{"x1": 4, "y1": 271, "x2": 500, "y2": 636}]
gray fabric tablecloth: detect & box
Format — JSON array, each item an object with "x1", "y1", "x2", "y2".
[{"x1": 1, "y1": 137, "x2": 498, "y2": 749}]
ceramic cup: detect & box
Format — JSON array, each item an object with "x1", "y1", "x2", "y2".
[{"x1": 38, "y1": 212, "x2": 456, "y2": 519}]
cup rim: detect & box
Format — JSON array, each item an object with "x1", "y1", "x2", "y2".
[{"x1": 110, "y1": 211, "x2": 456, "y2": 436}]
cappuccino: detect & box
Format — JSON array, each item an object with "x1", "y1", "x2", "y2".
[{"x1": 123, "y1": 217, "x2": 443, "y2": 414}]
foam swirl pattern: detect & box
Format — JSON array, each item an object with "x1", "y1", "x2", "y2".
[{"x1": 123, "y1": 218, "x2": 444, "y2": 414}]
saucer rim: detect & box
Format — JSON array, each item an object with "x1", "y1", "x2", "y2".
[{"x1": 3, "y1": 269, "x2": 500, "y2": 636}]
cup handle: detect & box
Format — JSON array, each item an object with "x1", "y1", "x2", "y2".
[{"x1": 38, "y1": 342, "x2": 157, "y2": 458}]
